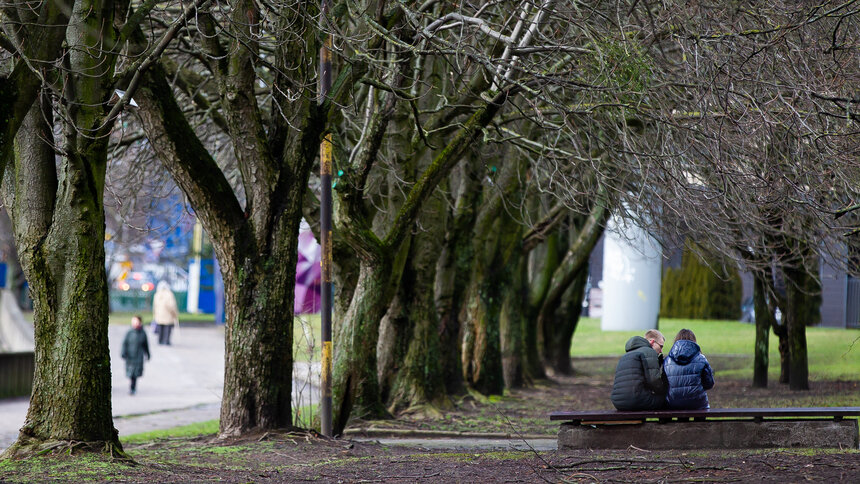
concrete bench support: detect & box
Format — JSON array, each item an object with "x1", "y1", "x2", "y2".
[{"x1": 559, "y1": 419, "x2": 860, "y2": 450}]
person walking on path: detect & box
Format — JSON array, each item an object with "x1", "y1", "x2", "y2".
[
  {"x1": 610, "y1": 329, "x2": 668, "y2": 411},
  {"x1": 153, "y1": 281, "x2": 179, "y2": 345},
  {"x1": 664, "y1": 329, "x2": 714, "y2": 409},
  {"x1": 121, "y1": 315, "x2": 150, "y2": 395}
]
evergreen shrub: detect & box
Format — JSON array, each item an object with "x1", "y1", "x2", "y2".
[{"x1": 661, "y1": 248, "x2": 742, "y2": 320}]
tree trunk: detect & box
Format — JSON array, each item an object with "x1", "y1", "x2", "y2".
[
  {"x1": 332, "y1": 259, "x2": 401, "y2": 434},
  {"x1": 459, "y1": 154, "x2": 526, "y2": 395},
  {"x1": 3, "y1": 0, "x2": 130, "y2": 453},
  {"x1": 522, "y1": 232, "x2": 558, "y2": 381},
  {"x1": 218, "y1": 240, "x2": 299, "y2": 435},
  {"x1": 386, "y1": 192, "x2": 450, "y2": 412},
  {"x1": 536, "y1": 199, "x2": 607, "y2": 375},
  {"x1": 752, "y1": 272, "x2": 771, "y2": 388},
  {"x1": 776, "y1": 323, "x2": 790, "y2": 384},
  {"x1": 332, "y1": 82, "x2": 509, "y2": 433},
  {"x1": 460, "y1": 274, "x2": 505, "y2": 396},
  {"x1": 386, "y1": 250, "x2": 449, "y2": 411},
  {"x1": 434, "y1": 163, "x2": 480, "y2": 394},
  {"x1": 496, "y1": 208, "x2": 528, "y2": 389},
  {"x1": 376, "y1": 237, "x2": 412, "y2": 404},
  {"x1": 134, "y1": 52, "x2": 318, "y2": 436},
  {"x1": 501, "y1": 252, "x2": 527, "y2": 388},
  {"x1": 752, "y1": 274, "x2": 770, "y2": 388},
  {"x1": 4, "y1": 93, "x2": 119, "y2": 457},
  {"x1": 460, "y1": 215, "x2": 509, "y2": 396},
  {"x1": 545, "y1": 268, "x2": 588, "y2": 375},
  {"x1": 784, "y1": 265, "x2": 810, "y2": 391}
]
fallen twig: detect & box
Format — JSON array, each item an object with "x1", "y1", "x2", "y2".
[{"x1": 355, "y1": 472, "x2": 442, "y2": 482}]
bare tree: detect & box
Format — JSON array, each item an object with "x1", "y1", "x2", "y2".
[{"x1": 620, "y1": 1, "x2": 860, "y2": 390}]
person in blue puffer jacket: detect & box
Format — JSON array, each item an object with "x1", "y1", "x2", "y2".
[{"x1": 664, "y1": 329, "x2": 714, "y2": 409}]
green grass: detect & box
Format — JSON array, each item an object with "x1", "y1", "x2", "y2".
[
  {"x1": 571, "y1": 317, "x2": 860, "y2": 380},
  {"x1": 0, "y1": 453, "x2": 130, "y2": 483},
  {"x1": 122, "y1": 404, "x2": 320, "y2": 444},
  {"x1": 122, "y1": 419, "x2": 220, "y2": 444}
]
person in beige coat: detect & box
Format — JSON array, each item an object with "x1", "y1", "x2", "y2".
[{"x1": 153, "y1": 281, "x2": 179, "y2": 345}]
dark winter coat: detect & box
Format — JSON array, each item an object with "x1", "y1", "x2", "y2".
[
  {"x1": 610, "y1": 336, "x2": 667, "y2": 411},
  {"x1": 664, "y1": 339, "x2": 714, "y2": 410},
  {"x1": 121, "y1": 327, "x2": 150, "y2": 378}
]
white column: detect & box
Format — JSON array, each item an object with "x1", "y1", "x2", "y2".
[{"x1": 601, "y1": 215, "x2": 662, "y2": 331}]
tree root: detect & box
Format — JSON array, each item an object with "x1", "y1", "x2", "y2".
[{"x1": 1, "y1": 434, "x2": 132, "y2": 463}]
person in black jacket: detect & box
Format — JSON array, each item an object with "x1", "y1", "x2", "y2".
[
  {"x1": 121, "y1": 315, "x2": 151, "y2": 395},
  {"x1": 610, "y1": 329, "x2": 667, "y2": 411},
  {"x1": 664, "y1": 329, "x2": 714, "y2": 409}
]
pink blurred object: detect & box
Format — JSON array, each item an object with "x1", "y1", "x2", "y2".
[{"x1": 294, "y1": 230, "x2": 321, "y2": 314}]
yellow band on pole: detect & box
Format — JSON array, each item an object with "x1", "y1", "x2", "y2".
[
  {"x1": 321, "y1": 134, "x2": 333, "y2": 175},
  {"x1": 321, "y1": 341, "x2": 332, "y2": 395},
  {"x1": 322, "y1": 230, "x2": 333, "y2": 282}
]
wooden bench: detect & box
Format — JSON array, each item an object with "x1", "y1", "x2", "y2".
[{"x1": 551, "y1": 407, "x2": 860, "y2": 450}]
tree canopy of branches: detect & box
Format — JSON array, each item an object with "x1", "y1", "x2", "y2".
[{"x1": 3, "y1": 0, "x2": 860, "y2": 457}]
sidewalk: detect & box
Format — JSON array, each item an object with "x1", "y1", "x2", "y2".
[
  {"x1": 0, "y1": 324, "x2": 323, "y2": 451},
  {"x1": 0, "y1": 324, "x2": 225, "y2": 450}
]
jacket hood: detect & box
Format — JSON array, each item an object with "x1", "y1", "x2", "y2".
[
  {"x1": 668, "y1": 339, "x2": 701, "y2": 365},
  {"x1": 625, "y1": 336, "x2": 651, "y2": 353}
]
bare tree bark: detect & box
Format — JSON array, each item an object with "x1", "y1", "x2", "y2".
[{"x1": 751, "y1": 271, "x2": 773, "y2": 388}]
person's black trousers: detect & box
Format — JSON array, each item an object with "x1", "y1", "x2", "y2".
[{"x1": 158, "y1": 324, "x2": 173, "y2": 345}]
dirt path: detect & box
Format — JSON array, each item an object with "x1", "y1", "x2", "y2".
[
  {"x1": 2, "y1": 431, "x2": 857, "y2": 483},
  {"x1": 2, "y1": 355, "x2": 858, "y2": 482}
]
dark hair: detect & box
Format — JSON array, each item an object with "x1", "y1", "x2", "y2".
[
  {"x1": 132, "y1": 315, "x2": 143, "y2": 323},
  {"x1": 674, "y1": 328, "x2": 697, "y2": 344}
]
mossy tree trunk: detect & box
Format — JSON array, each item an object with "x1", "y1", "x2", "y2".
[
  {"x1": 460, "y1": 222, "x2": 507, "y2": 395},
  {"x1": 132, "y1": 1, "x2": 337, "y2": 436},
  {"x1": 459, "y1": 151, "x2": 528, "y2": 394},
  {"x1": 775, "y1": 322, "x2": 790, "y2": 384},
  {"x1": 522, "y1": 232, "x2": 557, "y2": 381},
  {"x1": 783, "y1": 263, "x2": 812, "y2": 391},
  {"x1": 353, "y1": 50, "x2": 495, "y2": 407},
  {"x1": 3, "y1": 2, "x2": 133, "y2": 455},
  {"x1": 543, "y1": 269, "x2": 588, "y2": 375},
  {"x1": 135, "y1": 65, "x2": 309, "y2": 435},
  {"x1": 333, "y1": 257, "x2": 401, "y2": 431},
  {"x1": 536, "y1": 196, "x2": 608, "y2": 375},
  {"x1": 376, "y1": 109, "x2": 422, "y2": 408},
  {"x1": 332, "y1": 91, "x2": 509, "y2": 432},
  {"x1": 3, "y1": 93, "x2": 119, "y2": 456},
  {"x1": 498, "y1": 223, "x2": 527, "y2": 389},
  {"x1": 377, "y1": 276, "x2": 409, "y2": 405},
  {"x1": 434, "y1": 162, "x2": 481, "y2": 394},
  {"x1": 381, "y1": 133, "x2": 450, "y2": 411},
  {"x1": 519, "y1": 201, "x2": 578, "y2": 381},
  {"x1": 751, "y1": 272, "x2": 773, "y2": 388},
  {"x1": 385, "y1": 221, "x2": 450, "y2": 412},
  {"x1": 331, "y1": 51, "x2": 409, "y2": 431},
  {"x1": 2, "y1": 0, "x2": 133, "y2": 456}
]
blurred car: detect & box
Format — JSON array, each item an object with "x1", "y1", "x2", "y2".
[{"x1": 114, "y1": 271, "x2": 157, "y2": 292}]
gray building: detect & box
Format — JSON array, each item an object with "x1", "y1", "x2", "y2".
[{"x1": 740, "y1": 259, "x2": 859, "y2": 329}]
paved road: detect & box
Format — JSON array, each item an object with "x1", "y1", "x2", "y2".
[
  {"x1": 354, "y1": 437, "x2": 557, "y2": 451},
  {"x1": 0, "y1": 324, "x2": 320, "y2": 451}
]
